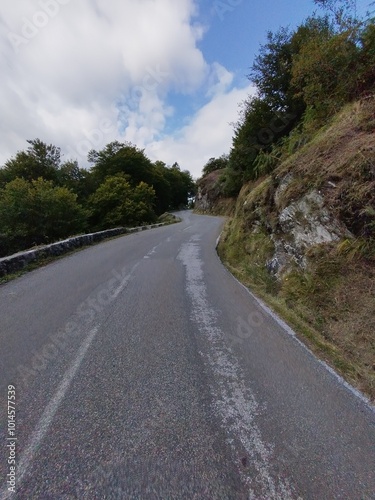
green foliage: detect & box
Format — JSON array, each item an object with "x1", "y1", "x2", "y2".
[
  {"x1": 202, "y1": 155, "x2": 229, "y2": 176},
  {"x1": 229, "y1": 98, "x2": 275, "y2": 175},
  {"x1": 57, "y1": 160, "x2": 96, "y2": 202},
  {"x1": 163, "y1": 163, "x2": 195, "y2": 209},
  {"x1": 88, "y1": 141, "x2": 155, "y2": 187},
  {"x1": 253, "y1": 146, "x2": 282, "y2": 178},
  {"x1": 88, "y1": 174, "x2": 156, "y2": 229},
  {"x1": 0, "y1": 177, "x2": 87, "y2": 256},
  {"x1": 291, "y1": 25, "x2": 359, "y2": 120},
  {"x1": 224, "y1": 9, "x2": 375, "y2": 192},
  {"x1": 88, "y1": 143, "x2": 194, "y2": 213},
  {"x1": 0, "y1": 139, "x2": 61, "y2": 187},
  {"x1": 228, "y1": 95, "x2": 298, "y2": 185},
  {"x1": 355, "y1": 23, "x2": 375, "y2": 95},
  {"x1": 0, "y1": 137, "x2": 195, "y2": 256},
  {"x1": 250, "y1": 27, "x2": 304, "y2": 115},
  {"x1": 337, "y1": 237, "x2": 375, "y2": 260},
  {"x1": 219, "y1": 168, "x2": 244, "y2": 197}
]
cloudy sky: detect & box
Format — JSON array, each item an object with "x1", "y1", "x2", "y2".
[{"x1": 0, "y1": 0, "x2": 368, "y2": 178}]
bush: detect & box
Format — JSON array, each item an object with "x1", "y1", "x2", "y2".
[
  {"x1": 0, "y1": 177, "x2": 87, "y2": 256},
  {"x1": 88, "y1": 174, "x2": 156, "y2": 229}
]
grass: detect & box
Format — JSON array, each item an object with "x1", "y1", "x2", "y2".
[
  {"x1": 215, "y1": 96, "x2": 375, "y2": 402},
  {"x1": 275, "y1": 98, "x2": 375, "y2": 235},
  {"x1": 219, "y1": 229, "x2": 374, "y2": 401}
]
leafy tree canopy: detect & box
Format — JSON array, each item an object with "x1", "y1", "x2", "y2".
[
  {"x1": 0, "y1": 177, "x2": 86, "y2": 256},
  {"x1": 202, "y1": 155, "x2": 229, "y2": 176},
  {"x1": 88, "y1": 173, "x2": 156, "y2": 229},
  {"x1": 250, "y1": 27, "x2": 299, "y2": 113},
  {"x1": 57, "y1": 160, "x2": 96, "y2": 202},
  {"x1": 88, "y1": 141, "x2": 155, "y2": 187},
  {"x1": 0, "y1": 139, "x2": 61, "y2": 187},
  {"x1": 313, "y1": 0, "x2": 359, "y2": 29}
]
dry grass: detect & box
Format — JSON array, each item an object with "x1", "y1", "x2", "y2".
[
  {"x1": 275, "y1": 97, "x2": 375, "y2": 240},
  {"x1": 218, "y1": 96, "x2": 375, "y2": 401},
  {"x1": 220, "y1": 230, "x2": 375, "y2": 401},
  {"x1": 279, "y1": 245, "x2": 375, "y2": 398},
  {"x1": 326, "y1": 261, "x2": 375, "y2": 393}
]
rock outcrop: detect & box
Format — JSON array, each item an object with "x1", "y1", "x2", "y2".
[
  {"x1": 195, "y1": 170, "x2": 235, "y2": 215},
  {"x1": 266, "y1": 182, "x2": 353, "y2": 277}
]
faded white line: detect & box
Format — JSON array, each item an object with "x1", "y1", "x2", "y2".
[
  {"x1": 183, "y1": 225, "x2": 193, "y2": 231},
  {"x1": 143, "y1": 243, "x2": 162, "y2": 260},
  {"x1": 0, "y1": 267, "x2": 139, "y2": 498},
  {"x1": 178, "y1": 237, "x2": 298, "y2": 499},
  {"x1": 0, "y1": 327, "x2": 99, "y2": 499},
  {"x1": 111, "y1": 264, "x2": 138, "y2": 299}
]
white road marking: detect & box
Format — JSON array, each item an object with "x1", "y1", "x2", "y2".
[
  {"x1": 142, "y1": 243, "x2": 161, "y2": 260},
  {"x1": 0, "y1": 266, "x2": 139, "y2": 498},
  {"x1": 226, "y1": 264, "x2": 374, "y2": 411},
  {"x1": 178, "y1": 237, "x2": 298, "y2": 499},
  {"x1": 0, "y1": 327, "x2": 99, "y2": 499},
  {"x1": 111, "y1": 264, "x2": 138, "y2": 300}
]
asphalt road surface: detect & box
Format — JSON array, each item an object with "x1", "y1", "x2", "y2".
[{"x1": 0, "y1": 211, "x2": 374, "y2": 499}]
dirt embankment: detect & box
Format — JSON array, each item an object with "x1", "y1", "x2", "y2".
[{"x1": 215, "y1": 96, "x2": 375, "y2": 400}]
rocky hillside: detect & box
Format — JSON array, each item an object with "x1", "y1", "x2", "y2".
[
  {"x1": 195, "y1": 170, "x2": 235, "y2": 216},
  {"x1": 204, "y1": 96, "x2": 375, "y2": 400}
]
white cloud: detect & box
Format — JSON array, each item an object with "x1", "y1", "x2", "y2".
[
  {"x1": 0, "y1": 0, "x2": 254, "y2": 179},
  {"x1": 206, "y1": 62, "x2": 234, "y2": 97},
  {"x1": 144, "y1": 84, "x2": 256, "y2": 179}
]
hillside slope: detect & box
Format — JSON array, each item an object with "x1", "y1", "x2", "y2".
[
  {"x1": 195, "y1": 170, "x2": 235, "y2": 216},
  {"x1": 211, "y1": 96, "x2": 375, "y2": 400}
]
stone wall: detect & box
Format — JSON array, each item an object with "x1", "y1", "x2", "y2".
[{"x1": 0, "y1": 223, "x2": 166, "y2": 278}]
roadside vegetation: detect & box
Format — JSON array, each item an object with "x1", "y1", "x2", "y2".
[
  {"x1": 0, "y1": 140, "x2": 194, "y2": 257},
  {"x1": 197, "y1": 0, "x2": 375, "y2": 400},
  {"x1": 201, "y1": 0, "x2": 375, "y2": 197},
  {"x1": 218, "y1": 98, "x2": 375, "y2": 400}
]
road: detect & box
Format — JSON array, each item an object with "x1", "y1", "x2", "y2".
[{"x1": 0, "y1": 211, "x2": 374, "y2": 499}]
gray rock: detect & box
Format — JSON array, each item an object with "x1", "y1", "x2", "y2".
[{"x1": 267, "y1": 184, "x2": 353, "y2": 278}]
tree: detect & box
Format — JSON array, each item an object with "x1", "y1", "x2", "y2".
[
  {"x1": 151, "y1": 161, "x2": 173, "y2": 214},
  {"x1": 228, "y1": 96, "x2": 282, "y2": 180},
  {"x1": 0, "y1": 139, "x2": 61, "y2": 187},
  {"x1": 132, "y1": 182, "x2": 158, "y2": 223},
  {"x1": 249, "y1": 27, "x2": 305, "y2": 117},
  {"x1": 88, "y1": 174, "x2": 156, "y2": 230},
  {"x1": 313, "y1": 0, "x2": 359, "y2": 29},
  {"x1": 202, "y1": 155, "x2": 229, "y2": 176},
  {"x1": 0, "y1": 177, "x2": 87, "y2": 255},
  {"x1": 291, "y1": 19, "x2": 359, "y2": 119},
  {"x1": 88, "y1": 142, "x2": 196, "y2": 213},
  {"x1": 226, "y1": 25, "x2": 310, "y2": 185},
  {"x1": 57, "y1": 160, "x2": 96, "y2": 202},
  {"x1": 355, "y1": 22, "x2": 375, "y2": 95},
  {"x1": 88, "y1": 141, "x2": 155, "y2": 187},
  {"x1": 164, "y1": 164, "x2": 195, "y2": 208}
]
